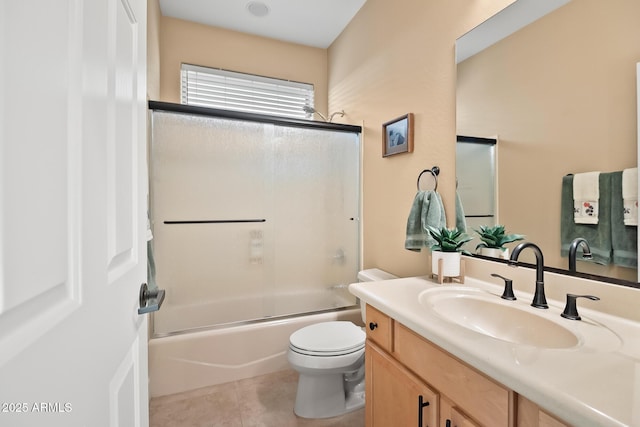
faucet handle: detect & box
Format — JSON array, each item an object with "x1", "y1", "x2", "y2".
[
  {"x1": 491, "y1": 273, "x2": 516, "y2": 301},
  {"x1": 561, "y1": 294, "x2": 600, "y2": 320}
]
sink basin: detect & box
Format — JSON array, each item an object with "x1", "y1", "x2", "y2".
[{"x1": 419, "y1": 287, "x2": 579, "y2": 349}]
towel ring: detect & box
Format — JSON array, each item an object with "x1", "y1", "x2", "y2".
[{"x1": 417, "y1": 166, "x2": 440, "y2": 191}]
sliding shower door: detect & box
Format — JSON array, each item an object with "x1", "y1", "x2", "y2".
[{"x1": 150, "y1": 110, "x2": 360, "y2": 335}]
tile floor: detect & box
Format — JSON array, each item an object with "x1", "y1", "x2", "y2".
[{"x1": 149, "y1": 369, "x2": 365, "y2": 427}]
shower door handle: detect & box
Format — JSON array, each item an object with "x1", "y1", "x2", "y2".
[{"x1": 138, "y1": 282, "x2": 166, "y2": 315}]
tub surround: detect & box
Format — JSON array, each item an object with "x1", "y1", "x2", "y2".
[{"x1": 349, "y1": 257, "x2": 640, "y2": 426}]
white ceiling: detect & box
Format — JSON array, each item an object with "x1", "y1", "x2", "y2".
[{"x1": 159, "y1": 0, "x2": 367, "y2": 49}]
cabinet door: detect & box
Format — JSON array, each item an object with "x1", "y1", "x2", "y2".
[
  {"x1": 441, "y1": 397, "x2": 480, "y2": 427},
  {"x1": 366, "y1": 341, "x2": 438, "y2": 427},
  {"x1": 517, "y1": 395, "x2": 571, "y2": 427},
  {"x1": 394, "y1": 322, "x2": 510, "y2": 426},
  {"x1": 539, "y1": 411, "x2": 569, "y2": 427}
]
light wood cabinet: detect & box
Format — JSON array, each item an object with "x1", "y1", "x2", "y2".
[
  {"x1": 366, "y1": 341, "x2": 438, "y2": 427},
  {"x1": 440, "y1": 397, "x2": 481, "y2": 427},
  {"x1": 394, "y1": 322, "x2": 511, "y2": 427},
  {"x1": 365, "y1": 305, "x2": 572, "y2": 427},
  {"x1": 517, "y1": 395, "x2": 570, "y2": 427},
  {"x1": 365, "y1": 304, "x2": 393, "y2": 352}
]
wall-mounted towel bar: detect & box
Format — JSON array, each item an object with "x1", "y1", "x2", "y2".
[
  {"x1": 417, "y1": 166, "x2": 440, "y2": 191},
  {"x1": 164, "y1": 219, "x2": 267, "y2": 224}
]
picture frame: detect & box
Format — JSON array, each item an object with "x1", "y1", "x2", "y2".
[{"x1": 382, "y1": 113, "x2": 414, "y2": 157}]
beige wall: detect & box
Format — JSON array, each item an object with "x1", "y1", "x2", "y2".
[
  {"x1": 147, "y1": 0, "x2": 161, "y2": 100},
  {"x1": 327, "y1": 0, "x2": 514, "y2": 277},
  {"x1": 158, "y1": 16, "x2": 329, "y2": 116},
  {"x1": 457, "y1": 0, "x2": 639, "y2": 281}
]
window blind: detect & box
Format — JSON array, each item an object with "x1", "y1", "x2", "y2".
[{"x1": 181, "y1": 64, "x2": 315, "y2": 119}]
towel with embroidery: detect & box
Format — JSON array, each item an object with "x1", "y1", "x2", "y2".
[{"x1": 573, "y1": 172, "x2": 600, "y2": 224}]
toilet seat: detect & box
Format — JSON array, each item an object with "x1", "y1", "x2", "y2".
[{"x1": 289, "y1": 321, "x2": 365, "y2": 357}]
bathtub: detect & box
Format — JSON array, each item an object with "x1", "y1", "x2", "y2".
[
  {"x1": 148, "y1": 304, "x2": 363, "y2": 397},
  {"x1": 152, "y1": 287, "x2": 356, "y2": 336}
]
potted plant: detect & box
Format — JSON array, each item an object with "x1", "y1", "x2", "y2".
[
  {"x1": 473, "y1": 225, "x2": 524, "y2": 259},
  {"x1": 427, "y1": 226, "x2": 473, "y2": 277}
]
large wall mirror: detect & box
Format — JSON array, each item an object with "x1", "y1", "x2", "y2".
[{"x1": 456, "y1": 0, "x2": 640, "y2": 284}]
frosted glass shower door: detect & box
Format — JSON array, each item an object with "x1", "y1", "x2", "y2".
[
  {"x1": 268, "y1": 126, "x2": 361, "y2": 317},
  {"x1": 150, "y1": 112, "x2": 276, "y2": 334},
  {"x1": 150, "y1": 110, "x2": 361, "y2": 335}
]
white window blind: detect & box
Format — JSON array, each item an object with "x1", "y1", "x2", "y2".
[{"x1": 181, "y1": 64, "x2": 315, "y2": 119}]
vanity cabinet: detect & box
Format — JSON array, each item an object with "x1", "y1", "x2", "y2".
[
  {"x1": 440, "y1": 398, "x2": 480, "y2": 427},
  {"x1": 364, "y1": 305, "x2": 571, "y2": 427},
  {"x1": 366, "y1": 341, "x2": 438, "y2": 427},
  {"x1": 517, "y1": 396, "x2": 570, "y2": 427},
  {"x1": 365, "y1": 304, "x2": 393, "y2": 352}
]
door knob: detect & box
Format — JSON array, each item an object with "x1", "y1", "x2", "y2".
[{"x1": 138, "y1": 282, "x2": 165, "y2": 315}]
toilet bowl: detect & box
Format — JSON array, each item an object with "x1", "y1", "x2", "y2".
[{"x1": 287, "y1": 268, "x2": 397, "y2": 419}]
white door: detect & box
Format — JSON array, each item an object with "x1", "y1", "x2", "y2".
[{"x1": 0, "y1": 0, "x2": 149, "y2": 426}]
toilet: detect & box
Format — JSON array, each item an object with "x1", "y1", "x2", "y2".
[{"x1": 287, "y1": 268, "x2": 398, "y2": 419}]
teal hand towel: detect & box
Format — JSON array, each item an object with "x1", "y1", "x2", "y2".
[
  {"x1": 561, "y1": 174, "x2": 612, "y2": 265},
  {"x1": 455, "y1": 191, "x2": 467, "y2": 233},
  {"x1": 405, "y1": 191, "x2": 446, "y2": 252},
  {"x1": 611, "y1": 171, "x2": 637, "y2": 268}
]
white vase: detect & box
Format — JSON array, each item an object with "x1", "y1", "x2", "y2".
[
  {"x1": 479, "y1": 247, "x2": 509, "y2": 259},
  {"x1": 431, "y1": 251, "x2": 462, "y2": 277}
]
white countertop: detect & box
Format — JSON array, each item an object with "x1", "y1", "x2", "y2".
[{"x1": 349, "y1": 276, "x2": 640, "y2": 427}]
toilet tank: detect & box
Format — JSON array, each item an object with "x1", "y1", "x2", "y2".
[
  {"x1": 357, "y1": 268, "x2": 398, "y2": 282},
  {"x1": 356, "y1": 268, "x2": 398, "y2": 322}
]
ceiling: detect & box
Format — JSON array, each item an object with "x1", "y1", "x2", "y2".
[{"x1": 159, "y1": 0, "x2": 367, "y2": 49}]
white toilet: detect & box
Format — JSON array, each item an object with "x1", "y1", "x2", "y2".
[{"x1": 287, "y1": 268, "x2": 397, "y2": 419}]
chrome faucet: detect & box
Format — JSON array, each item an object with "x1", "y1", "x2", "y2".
[
  {"x1": 568, "y1": 237, "x2": 593, "y2": 273},
  {"x1": 508, "y1": 242, "x2": 548, "y2": 309}
]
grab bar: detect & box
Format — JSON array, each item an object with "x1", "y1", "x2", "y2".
[{"x1": 164, "y1": 219, "x2": 266, "y2": 224}]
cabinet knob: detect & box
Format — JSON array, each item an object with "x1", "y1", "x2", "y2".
[{"x1": 369, "y1": 322, "x2": 378, "y2": 330}]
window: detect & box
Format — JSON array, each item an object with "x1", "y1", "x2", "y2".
[{"x1": 181, "y1": 64, "x2": 315, "y2": 119}]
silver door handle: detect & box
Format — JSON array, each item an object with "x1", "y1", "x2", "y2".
[{"x1": 138, "y1": 282, "x2": 165, "y2": 315}]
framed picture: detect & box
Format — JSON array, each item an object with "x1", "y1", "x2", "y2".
[{"x1": 382, "y1": 113, "x2": 414, "y2": 157}]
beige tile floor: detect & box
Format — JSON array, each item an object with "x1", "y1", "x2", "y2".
[{"x1": 150, "y1": 369, "x2": 365, "y2": 427}]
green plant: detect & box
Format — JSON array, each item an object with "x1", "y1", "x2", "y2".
[
  {"x1": 427, "y1": 226, "x2": 473, "y2": 254},
  {"x1": 474, "y1": 225, "x2": 524, "y2": 250}
]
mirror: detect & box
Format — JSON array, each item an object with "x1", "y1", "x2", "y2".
[{"x1": 456, "y1": 0, "x2": 640, "y2": 283}]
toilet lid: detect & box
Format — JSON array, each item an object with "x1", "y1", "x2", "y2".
[{"x1": 290, "y1": 321, "x2": 365, "y2": 355}]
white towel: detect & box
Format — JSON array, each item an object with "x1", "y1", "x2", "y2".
[
  {"x1": 622, "y1": 167, "x2": 638, "y2": 226},
  {"x1": 573, "y1": 172, "x2": 600, "y2": 224}
]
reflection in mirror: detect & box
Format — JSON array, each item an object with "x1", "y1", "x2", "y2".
[
  {"x1": 456, "y1": 0, "x2": 640, "y2": 283},
  {"x1": 456, "y1": 136, "x2": 497, "y2": 231}
]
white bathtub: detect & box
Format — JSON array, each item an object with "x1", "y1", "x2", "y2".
[
  {"x1": 148, "y1": 305, "x2": 363, "y2": 397},
  {"x1": 152, "y1": 287, "x2": 356, "y2": 336}
]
